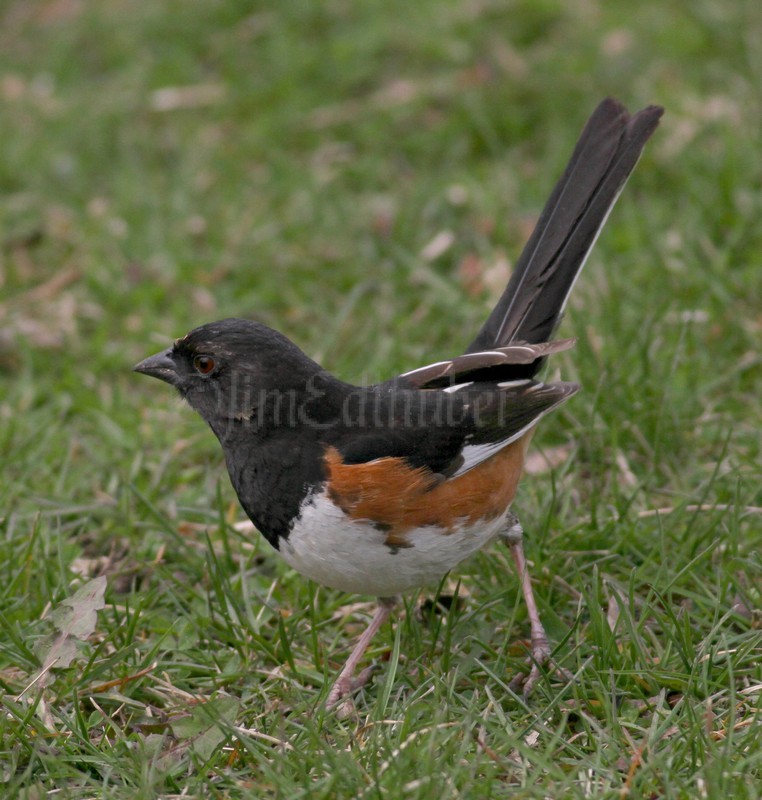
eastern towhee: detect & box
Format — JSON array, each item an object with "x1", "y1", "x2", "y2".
[{"x1": 135, "y1": 98, "x2": 663, "y2": 710}]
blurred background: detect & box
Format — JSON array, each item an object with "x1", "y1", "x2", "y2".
[
  {"x1": 1, "y1": 1, "x2": 760, "y2": 796},
  {"x1": 2, "y1": 0, "x2": 759, "y2": 507}
]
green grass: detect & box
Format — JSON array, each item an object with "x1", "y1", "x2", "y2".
[{"x1": 1, "y1": 0, "x2": 761, "y2": 797}]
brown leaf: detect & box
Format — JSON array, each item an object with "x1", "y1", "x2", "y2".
[
  {"x1": 20, "y1": 576, "x2": 107, "y2": 696},
  {"x1": 524, "y1": 445, "x2": 571, "y2": 475}
]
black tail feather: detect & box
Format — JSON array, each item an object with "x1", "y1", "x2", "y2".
[{"x1": 466, "y1": 98, "x2": 663, "y2": 362}]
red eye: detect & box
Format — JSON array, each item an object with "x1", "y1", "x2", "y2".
[{"x1": 193, "y1": 355, "x2": 216, "y2": 375}]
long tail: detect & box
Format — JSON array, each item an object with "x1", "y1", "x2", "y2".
[{"x1": 466, "y1": 98, "x2": 663, "y2": 362}]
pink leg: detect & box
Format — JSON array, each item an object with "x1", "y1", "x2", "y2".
[
  {"x1": 326, "y1": 597, "x2": 396, "y2": 710},
  {"x1": 502, "y1": 518, "x2": 570, "y2": 696}
]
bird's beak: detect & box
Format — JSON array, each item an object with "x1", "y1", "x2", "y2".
[{"x1": 133, "y1": 348, "x2": 178, "y2": 386}]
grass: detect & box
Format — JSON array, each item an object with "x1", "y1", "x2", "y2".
[{"x1": 1, "y1": 0, "x2": 761, "y2": 797}]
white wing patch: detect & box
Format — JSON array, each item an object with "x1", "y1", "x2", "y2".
[
  {"x1": 450, "y1": 421, "x2": 537, "y2": 478},
  {"x1": 449, "y1": 383, "x2": 575, "y2": 478},
  {"x1": 399, "y1": 339, "x2": 576, "y2": 388},
  {"x1": 441, "y1": 381, "x2": 474, "y2": 394},
  {"x1": 400, "y1": 359, "x2": 450, "y2": 381},
  {"x1": 497, "y1": 379, "x2": 532, "y2": 389}
]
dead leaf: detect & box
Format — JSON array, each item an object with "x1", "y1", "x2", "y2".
[
  {"x1": 615, "y1": 450, "x2": 638, "y2": 488},
  {"x1": 607, "y1": 591, "x2": 621, "y2": 633},
  {"x1": 420, "y1": 230, "x2": 455, "y2": 262},
  {"x1": 20, "y1": 576, "x2": 107, "y2": 696},
  {"x1": 150, "y1": 84, "x2": 227, "y2": 112},
  {"x1": 524, "y1": 445, "x2": 571, "y2": 475},
  {"x1": 458, "y1": 253, "x2": 485, "y2": 296}
]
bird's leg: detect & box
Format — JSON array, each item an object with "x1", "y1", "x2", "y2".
[
  {"x1": 500, "y1": 513, "x2": 570, "y2": 696},
  {"x1": 326, "y1": 596, "x2": 396, "y2": 711}
]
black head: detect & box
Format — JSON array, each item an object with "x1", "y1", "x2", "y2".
[{"x1": 134, "y1": 318, "x2": 334, "y2": 436}]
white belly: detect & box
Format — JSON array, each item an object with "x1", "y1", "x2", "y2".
[{"x1": 278, "y1": 493, "x2": 508, "y2": 596}]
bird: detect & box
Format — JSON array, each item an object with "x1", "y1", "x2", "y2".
[{"x1": 135, "y1": 98, "x2": 663, "y2": 710}]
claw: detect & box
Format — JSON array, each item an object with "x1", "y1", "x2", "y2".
[
  {"x1": 508, "y1": 634, "x2": 571, "y2": 697},
  {"x1": 325, "y1": 663, "x2": 380, "y2": 709}
]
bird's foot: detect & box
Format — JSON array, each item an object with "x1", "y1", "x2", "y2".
[
  {"x1": 325, "y1": 599, "x2": 395, "y2": 716},
  {"x1": 508, "y1": 629, "x2": 572, "y2": 698},
  {"x1": 326, "y1": 664, "x2": 379, "y2": 719}
]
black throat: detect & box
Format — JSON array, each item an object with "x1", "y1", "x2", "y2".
[
  {"x1": 206, "y1": 372, "x2": 352, "y2": 548},
  {"x1": 220, "y1": 426, "x2": 327, "y2": 548}
]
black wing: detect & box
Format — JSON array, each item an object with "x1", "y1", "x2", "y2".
[{"x1": 328, "y1": 379, "x2": 577, "y2": 477}]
